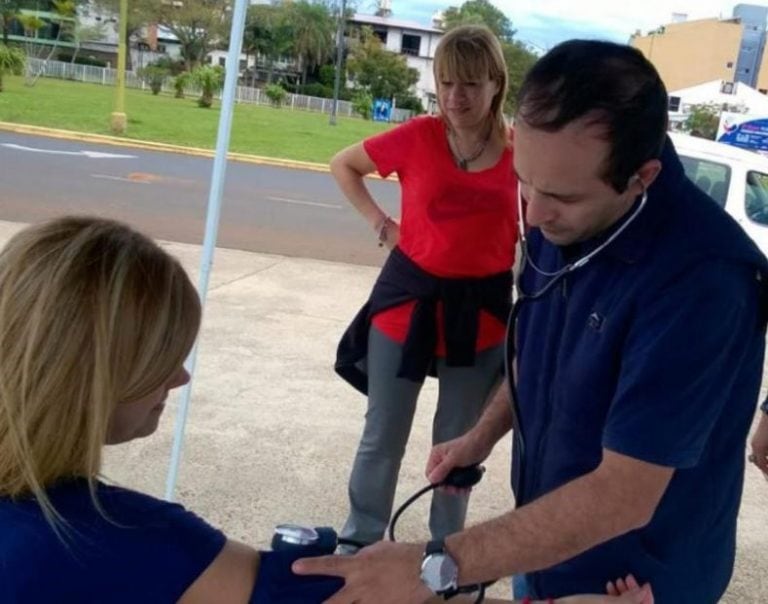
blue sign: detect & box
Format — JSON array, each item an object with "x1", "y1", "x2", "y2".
[
  {"x1": 373, "y1": 98, "x2": 392, "y2": 122},
  {"x1": 718, "y1": 117, "x2": 768, "y2": 153}
]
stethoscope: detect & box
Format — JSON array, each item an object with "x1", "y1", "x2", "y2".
[
  {"x1": 514, "y1": 177, "x2": 649, "y2": 300},
  {"x1": 504, "y1": 178, "x2": 649, "y2": 482}
]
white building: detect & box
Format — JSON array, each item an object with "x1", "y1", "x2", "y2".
[{"x1": 348, "y1": 13, "x2": 444, "y2": 108}]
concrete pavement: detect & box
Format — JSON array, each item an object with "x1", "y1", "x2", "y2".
[{"x1": 0, "y1": 219, "x2": 765, "y2": 601}]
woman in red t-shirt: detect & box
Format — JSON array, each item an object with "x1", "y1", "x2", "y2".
[{"x1": 331, "y1": 25, "x2": 518, "y2": 550}]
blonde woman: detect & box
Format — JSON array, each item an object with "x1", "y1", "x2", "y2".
[
  {"x1": 334, "y1": 24, "x2": 518, "y2": 555},
  {"x1": 0, "y1": 217, "x2": 651, "y2": 604}
]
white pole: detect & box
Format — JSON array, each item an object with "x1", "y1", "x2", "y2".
[{"x1": 164, "y1": 0, "x2": 249, "y2": 502}]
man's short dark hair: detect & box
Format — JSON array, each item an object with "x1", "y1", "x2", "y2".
[{"x1": 516, "y1": 40, "x2": 669, "y2": 192}]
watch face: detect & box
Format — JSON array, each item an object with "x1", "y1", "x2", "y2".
[{"x1": 421, "y1": 553, "x2": 459, "y2": 593}]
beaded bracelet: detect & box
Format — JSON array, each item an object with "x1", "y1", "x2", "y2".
[{"x1": 376, "y1": 215, "x2": 393, "y2": 247}]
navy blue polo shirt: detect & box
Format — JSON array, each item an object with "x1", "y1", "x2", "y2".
[{"x1": 513, "y1": 137, "x2": 768, "y2": 603}]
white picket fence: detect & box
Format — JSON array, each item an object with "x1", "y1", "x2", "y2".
[{"x1": 26, "y1": 57, "x2": 413, "y2": 122}]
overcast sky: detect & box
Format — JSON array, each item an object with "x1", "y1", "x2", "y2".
[{"x1": 387, "y1": 1, "x2": 749, "y2": 51}]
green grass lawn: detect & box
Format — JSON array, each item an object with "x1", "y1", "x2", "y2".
[{"x1": 0, "y1": 76, "x2": 392, "y2": 163}]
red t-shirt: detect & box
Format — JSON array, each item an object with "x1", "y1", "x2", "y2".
[{"x1": 365, "y1": 115, "x2": 518, "y2": 355}]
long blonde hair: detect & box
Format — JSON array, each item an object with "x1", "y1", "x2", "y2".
[
  {"x1": 0, "y1": 217, "x2": 200, "y2": 525},
  {"x1": 433, "y1": 25, "x2": 509, "y2": 143}
]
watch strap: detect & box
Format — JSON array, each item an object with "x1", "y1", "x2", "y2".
[{"x1": 425, "y1": 538, "x2": 446, "y2": 556}]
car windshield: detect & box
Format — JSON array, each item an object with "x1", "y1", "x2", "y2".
[
  {"x1": 679, "y1": 155, "x2": 731, "y2": 208},
  {"x1": 746, "y1": 171, "x2": 768, "y2": 226}
]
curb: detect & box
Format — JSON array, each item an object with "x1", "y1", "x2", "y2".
[{"x1": 0, "y1": 121, "x2": 331, "y2": 173}]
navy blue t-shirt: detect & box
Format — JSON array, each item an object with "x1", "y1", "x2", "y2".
[
  {"x1": 0, "y1": 479, "x2": 226, "y2": 603},
  {"x1": 513, "y1": 138, "x2": 768, "y2": 603}
]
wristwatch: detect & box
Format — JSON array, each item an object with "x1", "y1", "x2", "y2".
[{"x1": 420, "y1": 539, "x2": 459, "y2": 595}]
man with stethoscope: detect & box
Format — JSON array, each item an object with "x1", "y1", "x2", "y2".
[{"x1": 295, "y1": 40, "x2": 768, "y2": 603}]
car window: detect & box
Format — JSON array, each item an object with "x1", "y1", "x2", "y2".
[
  {"x1": 746, "y1": 171, "x2": 768, "y2": 226},
  {"x1": 679, "y1": 155, "x2": 731, "y2": 208}
]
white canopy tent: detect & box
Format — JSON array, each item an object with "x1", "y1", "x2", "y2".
[{"x1": 669, "y1": 79, "x2": 768, "y2": 122}]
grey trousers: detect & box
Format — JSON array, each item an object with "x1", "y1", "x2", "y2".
[{"x1": 340, "y1": 326, "x2": 503, "y2": 548}]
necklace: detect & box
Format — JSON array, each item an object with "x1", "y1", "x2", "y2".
[{"x1": 448, "y1": 126, "x2": 491, "y2": 170}]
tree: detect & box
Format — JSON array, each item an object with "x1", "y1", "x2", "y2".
[
  {"x1": 18, "y1": 0, "x2": 77, "y2": 86},
  {"x1": 438, "y1": 0, "x2": 536, "y2": 112},
  {"x1": 147, "y1": 0, "x2": 229, "y2": 70},
  {"x1": 347, "y1": 27, "x2": 418, "y2": 101},
  {"x1": 90, "y1": 0, "x2": 154, "y2": 57},
  {"x1": 442, "y1": 0, "x2": 514, "y2": 42},
  {"x1": 138, "y1": 61, "x2": 170, "y2": 94},
  {"x1": 0, "y1": 0, "x2": 23, "y2": 45},
  {"x1": 502, "y1": 39, "x2": 537, "y2": 112},
  {"x1": 684, "y1": 103, "x2": 721, "y2": 140},
  {"x1": 287, "y1": 0, "x2": 333, "y2": 85},
  {"x1": 192, "y1": 63, "x2": 223, "y2": 107},
  {"x1": 243, "y1": 3, "x2": 293, "y2": 84},
  {"x1": 173, "y1": 70, "x2": 191, "y2": 98},
  {"x1": 0, "y1": 42, "x2": 24, "y2": 91}
]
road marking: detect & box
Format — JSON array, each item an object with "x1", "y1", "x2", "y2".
[
  {"x1": 267, "y1": 196, "x2": 342, "y2": 209},
  {"x1": 2, "y1": 143, "x2": 136, "y2": 159},
  {"x1": 92, "y1": 174, "x2": 151, "y2": 184}
]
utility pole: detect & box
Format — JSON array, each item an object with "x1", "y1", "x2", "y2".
[
  {"x1": 329, "y1": 0, "x2": 346, "y2": 126},
  {"x1": 110, "y1": 0, "x2": 128, "y2": 134}
]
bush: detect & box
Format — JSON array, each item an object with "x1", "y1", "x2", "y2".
[
  {"x1": 147, "y1": 56, "x2": 186, "y2": 76},
  {"x1": 0, "y1": 44, "x2": 25, "y2": 92},
  {"x1": 352, "y1": 91, "x2": 373, "y2": 120},
  {"x1": 56, "y1": 52, "x2": 107, "y2": 67},
  {"x1": 394, "y1": 94, "x2": 424, "y2": 115},
  {"x1": 138, "y1": 64, "x2": 169, "y2": 95},
  {"x1": 297, "y1": 82, "x2": 333, "y2": 98},
  {"x1": 318, "y1": 64, "x2": 336, "y2": 87},
  {"x1": 265, "y1": 83, "x2": 288, "y2": 107}
]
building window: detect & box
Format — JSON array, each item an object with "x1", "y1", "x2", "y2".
[
  {"x1": 727, "y1": 61, "x2": 734, "y2": 68},
  {"x1": 219, "y1": 57, "x2": 226, "y2": 67},
  {"x1": 239, "y1": 59, "x2": 246, "y2": 71},
  {"x1": 401, "y1": 33, "x2": 421, "y2": 56},
  {"x1": 668, "y1": 96, "x2": 681, "y2": 111},
  {"x1": 372, "y1": 28, "x2": 387, "y2": 44}
]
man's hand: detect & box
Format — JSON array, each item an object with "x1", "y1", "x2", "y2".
[
  {"x1": 749, "y1": 412, "x2": 768, "y2": 479},
  {"x1": 292, "y1": 541, "x2": 433, "y2": 604},
  {"x1": 426, "y1": 430, "x2": 494, "y2": 486}
]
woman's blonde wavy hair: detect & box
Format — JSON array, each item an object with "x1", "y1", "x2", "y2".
[
  {"x1": 0, "y1": 217, "x2": 200, "y2": 527},
  {"x1": 433, "y1": 24, "x2": 510, "y2": 143}
]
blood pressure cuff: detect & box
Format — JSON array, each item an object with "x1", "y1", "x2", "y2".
[{"x1": 250, "y1": 550, "x2": 344, "y2": 603}]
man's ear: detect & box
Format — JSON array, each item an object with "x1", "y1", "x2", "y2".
[{"x1": 631, "y1": 159, "x2": 663, "y2": 194}]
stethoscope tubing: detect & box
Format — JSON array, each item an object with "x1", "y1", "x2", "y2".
[{"x1": 506, "y1": 181, "x2": 649, "y2": 466}]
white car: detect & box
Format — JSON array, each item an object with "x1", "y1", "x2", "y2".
[{"x1": 671, "y1": 132, "x2": 768, "y2": 256}]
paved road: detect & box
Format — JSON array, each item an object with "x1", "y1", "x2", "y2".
[{"x1": 0, "y1": 131, "x2": 400, "y2": 265}]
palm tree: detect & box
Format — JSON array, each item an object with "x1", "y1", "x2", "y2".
[
  {"x1": 288, "y1": 1, "x2": 334, "y2": 86},
  {"x1": 0, "y1": 43, "x2": 24, "y2": 92},
  {"x1": 192, "y1": 65, "x2": 224, "y2": 108}
]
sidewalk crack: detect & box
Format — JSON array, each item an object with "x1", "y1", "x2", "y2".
[{"x1": 208, "y1": 260, "x2": 284, "y2": 291}]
